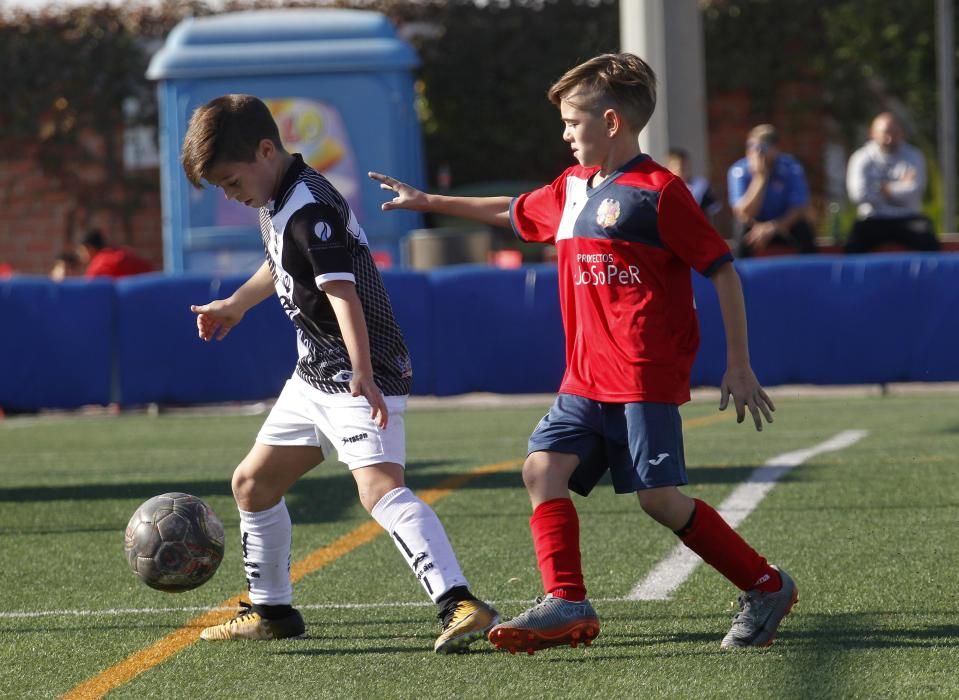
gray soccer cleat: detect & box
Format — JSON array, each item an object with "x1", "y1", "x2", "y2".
[
  {"x1": 721, "y1": 566, "x2": 798, "y2": 649},
  {"x1": 488, "y1": 594, "x2": 600, "y2": 655}
]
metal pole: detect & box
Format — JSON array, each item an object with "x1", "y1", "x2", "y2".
[
  {"x1": 620, "y1": 0, "x2": 669, "y2": 162},
  {"x1": 620, "y1": 0, "x2": 708, "y2": 173},
  {"x1": 937, "y1": 0, "x2": 956, "y2": 232}
]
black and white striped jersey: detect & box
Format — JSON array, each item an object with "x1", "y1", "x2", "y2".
[{"x1": 258, "y1": 154, "x2": 412, "y2": 396}]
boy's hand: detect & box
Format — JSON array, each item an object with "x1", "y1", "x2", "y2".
[
  {"x1": 719, "y1": 366, "x2": 775, "y2": 431},
  {"x1": 368, "y1": 171, "x2": 429, "y2": 211},
  {"x1": 190, "y1": 299, "x2": 245, "y2": 341},
  {"x1": 350, "y1": 371, "x2": 389, "y2": 429}
]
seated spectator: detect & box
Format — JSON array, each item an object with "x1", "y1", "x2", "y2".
[
  {"x1": 50, "y1": 251, "x2": 82, "y2": 281},
  {"x1": 727, "y1": 124, "x2": 816, "y2": 257},
  {"x1": 844, "y1": 112, "x2": 940, "y2": 253},
  {"x1": 666, "y1": 147, "x2": 722, "y2": 221},
  {"x1": 79, "y1": 229, "x2": 154, "y2": 279}
]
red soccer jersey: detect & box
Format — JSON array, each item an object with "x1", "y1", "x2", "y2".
[
  {"x1": 510, "y1": 154, "x2": 732, "y2": 404},
  {"x1": 85, "y1": 248, "x2": 154, "y2": 279}
]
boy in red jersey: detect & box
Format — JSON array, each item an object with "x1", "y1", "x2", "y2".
[{"x1": 369, "y1": 53, "x2": 793, "y2": 654}]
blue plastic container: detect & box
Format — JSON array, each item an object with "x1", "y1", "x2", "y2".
[{"x1": 147, "y1": 9, "x2": 425, "y2": 273}]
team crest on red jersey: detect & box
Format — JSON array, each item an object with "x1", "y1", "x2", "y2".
[{"x1": 596, "y1": 198, "x2": 621, "y2": 228}]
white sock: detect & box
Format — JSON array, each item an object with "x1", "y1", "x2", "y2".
[
  {"x1": 371, "y1": 487, "x2": 468, "y2": 602},
  {"x1": 238, "y1": 498, "x2": 293, "y2": 606}
]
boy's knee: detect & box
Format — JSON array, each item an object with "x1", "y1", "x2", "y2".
[
  {"x1": 637, "y1": 489, "x2": 664, "y2": 518},
  {"x1": 354, "y1": 464, "x2": 405, "y2": 514},
  {"x1": 521, "y1": 454, "x2": 550, "y2": 491},
  {"x1": 231, "y1": 465, "x2": 258, "y2": 509},
  {"x1": 637, "y1": 487, "x2": 691, "y2": 528},
  {"x1": 357, "y1": 481, "x2": 395, "y2": 513}
]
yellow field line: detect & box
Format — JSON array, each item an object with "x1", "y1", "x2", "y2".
[
  {"x1": 683, "y1": 411, "x2": 735, "y2": 429},
  {"x1": 61, "y1": 458, "x2": 522, "y2": 700}
]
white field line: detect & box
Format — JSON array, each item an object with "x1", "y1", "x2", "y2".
[
  {"x1": 627, "y1": 429, "x2": 869, "y2": 601},
  {"x1": 0, "y1": 598, "x2": 648, "y2": 620}
]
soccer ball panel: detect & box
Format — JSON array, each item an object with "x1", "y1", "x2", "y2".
[{"x1": 156, "y1": 511, "x2": 190, "y2": 543}]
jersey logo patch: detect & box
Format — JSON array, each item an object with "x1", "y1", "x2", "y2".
[
  {"x1": 313, "y1": 222, "x2": 333, "y2": 242},
  {"x1": 596, "y1": 198, "x2": 621, "y2": 228}
]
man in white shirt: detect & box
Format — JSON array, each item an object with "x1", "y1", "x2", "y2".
[{"x1": 844, "y1": 112, "x2": 940, "y2": 253}]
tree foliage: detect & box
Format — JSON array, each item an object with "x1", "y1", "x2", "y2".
[
  {"x1": 1, "y1": 0, "x2": 953, "y2": 215},
  {"x1": 703, "y1": 0, "x2": 954, "y2": 150},
  {"x1": 409, "y1": 0, "x2": 619, "y2": 185},
  {"x1": 0, "y1": 0, "x2": 618, "y2": 201}
]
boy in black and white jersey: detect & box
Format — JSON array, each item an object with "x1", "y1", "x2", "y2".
[{"x1": 181, "y1": 94, "x2": 497, "y2": 652}]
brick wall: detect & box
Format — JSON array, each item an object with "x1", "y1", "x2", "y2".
[
  {"x1": 0, "y1": 138, "x2": 164, "y2": 276},
  {"x1": 706, "y1": 83, "x2": 829, "y2": 237},
  {"x1": 0, "y1": 81, "x2": 832, "y2": 274}
]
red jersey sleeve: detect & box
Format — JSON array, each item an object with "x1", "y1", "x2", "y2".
[
  {"x1": 509, "y1": 168, "x2": 572, "y2": 244},
  {"x1": 658, "y1": 178, "x2": 733, "y2": 276},
  {"x1": 84, "y1": 253, "x2": 112, "y2": 278}
]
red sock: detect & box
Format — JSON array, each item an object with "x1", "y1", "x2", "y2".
[
  {"x1": 530, "y1": 498, "x2": 586, "y2": 601},
  {"x1": 678, "y1": 499, "x2": 781, "y2": 592}
]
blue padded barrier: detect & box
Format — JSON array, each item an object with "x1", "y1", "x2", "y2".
[
  {"x1": 381, "y1": 270, "x2": 434, "y2": 395},
  {"x1": 648, "y1": 254, "x2": 959, "y2": 390},
  {"x1": 115, "y1": 274, "x2": 295, "y2": 405},
  {"x1": 427, "y1": 264, "x2": 565, "y2": 396},
  {"x1": 690, "y1": 271, "x2": 725, "y2": 388},
  {"x1": 5, "y1": 254, "x2": 959, "y2": 411},
  {"x1": 117, "y1": 271, "x2": 432, "y2": 405},
  {"x1": 0, "y1": 277, "x2": 114, "y2": 410},
  {"x1": 735, "y1": 254, "x2": 959, "y2": 386},
  {"x1": 906, "y1": 255, "x2": 959, "y2": 381}
]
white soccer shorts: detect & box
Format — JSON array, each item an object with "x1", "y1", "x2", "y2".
[{"x1": 256, "y1": 373, "x2": 407, "y2": 469}]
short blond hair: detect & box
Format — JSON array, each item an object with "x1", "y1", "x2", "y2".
[{"x1": 547, "y1": 53, "x2": 657, "y2": 131}]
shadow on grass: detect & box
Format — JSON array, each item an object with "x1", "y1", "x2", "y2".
[
  {"x1": 778, "y1": 613, "x2": 959, "y2": 650},
  {"x1": 585, "y1": 610, "x2": 959, "y2": 654},
  {"x1": 0, "y1": 458, "x2": 516, "y2": 505},
  {"x1": 275, "y1": 646, "x2": 425, "y2": 656},
  {"x1": 0, "y1": 462, "x2": 776, "y2": 507},
  {"x1": 0, "y1": 460, "x2": 807, "y2": 538},
  {"x1": 0, "y1": 524, "x2": 124, "y2": 536},
  {"x1": 0, "y1": 459, "x2": 528, "y2": 533},
  {"x1": 275, "y1": 638, "x2": 497, "y2": 658}
]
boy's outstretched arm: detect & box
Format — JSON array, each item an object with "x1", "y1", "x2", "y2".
[
  {"x1": 369, "y1": 171, "x2": 511, "y2": 228},
  {"x1": 190, "y1": 261, "x2": 275, "y2": 341},
  {"x1": 709, "y1": 261, "x2": 775, "y2": 430}
]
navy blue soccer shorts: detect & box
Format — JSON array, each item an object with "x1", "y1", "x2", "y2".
[{"x1": 527, "y1": 393, "x2": 687, "y2": 496}]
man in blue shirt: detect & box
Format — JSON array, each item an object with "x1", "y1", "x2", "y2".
[{"x1": 727, "y1": 124, "x2": 816, "y2": 257}]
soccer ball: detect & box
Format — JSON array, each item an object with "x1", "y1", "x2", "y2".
[{"x1": 124, "y1": 492, "x2": 225, "y2": 592}]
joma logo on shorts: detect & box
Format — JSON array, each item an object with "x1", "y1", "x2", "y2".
[{"x1": 342, "y1": 432, "x2": 369, "y2": 444}]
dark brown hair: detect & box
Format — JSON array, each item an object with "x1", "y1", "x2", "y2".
[
  {"x1": 180, "y1": 94, "x2": 283, "y2": 188},
  {"x1": 80, "y1": 229, "x2": 106, "y2": 251},
  {"x1": 547, "y1": 53, "x2": 657, "y2": 131}
]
